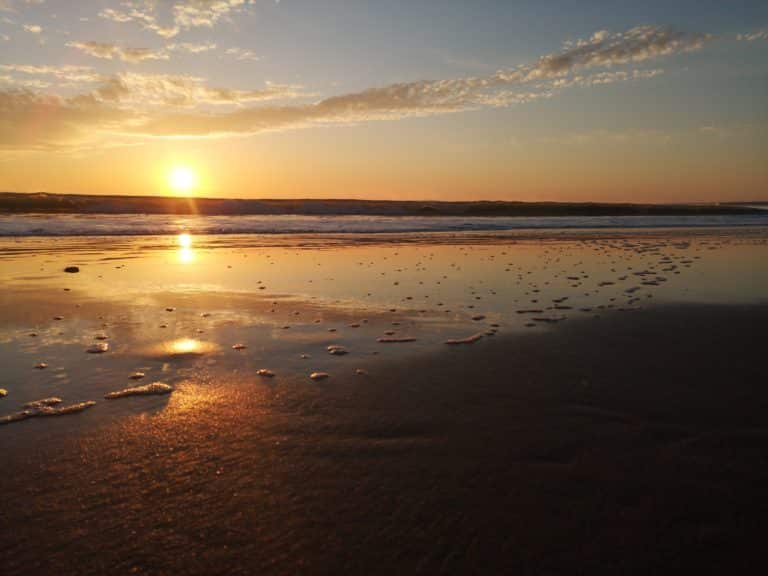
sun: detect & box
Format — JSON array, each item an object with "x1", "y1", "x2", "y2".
[{"x1": 168, "y1": 166, "x2": 197, "y2": 195}]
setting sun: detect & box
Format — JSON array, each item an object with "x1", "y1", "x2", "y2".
[{"x1": 168, "y1": 167, "x2": 197, "y2": 195}]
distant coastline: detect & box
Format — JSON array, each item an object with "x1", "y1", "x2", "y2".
[{"x1": 0, "y1": 192, "x2": 764, "y2": 217}]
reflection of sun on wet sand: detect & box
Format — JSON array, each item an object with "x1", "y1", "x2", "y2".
[
  {"x1": 151, "y1": 338, "x2": 219, "y2": 359},
  {"x1": 0, "y1": 229, "x2": 767, "y2": 429}
]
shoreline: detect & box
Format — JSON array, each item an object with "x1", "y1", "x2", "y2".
[{"x1": 1, "y1": 224, "x2": 768, "y2": 244}]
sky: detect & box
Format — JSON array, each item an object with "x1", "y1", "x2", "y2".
[{"x1": 0, "y1": 0, "x2": 767, "y2": 202}]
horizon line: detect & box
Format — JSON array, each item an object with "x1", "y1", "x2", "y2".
[{"x1": 2, "y1": 191, "x2": 766, "y2": 207}]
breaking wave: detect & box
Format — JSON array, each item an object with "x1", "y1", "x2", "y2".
[{"x1": 0, "y1": 213, "x2": 766, "y2": 236}]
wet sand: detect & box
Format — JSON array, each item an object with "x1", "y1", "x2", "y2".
[
  {"x1": 0, "y1": 303, "x2": 766, "y2": 574},
  {"x1": 1, "y1": 230, "x2": 767, "y2": 574}
]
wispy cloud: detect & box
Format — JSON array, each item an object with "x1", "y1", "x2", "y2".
[
  {"x1": 173, "y1": 0, "x2": 252, "y2": 30},
  {"x1": 99, "y1": 5, "x2": 180, "y2": 39},
  {"x1": 0, "y1": 25, "x2": 714, "y2": 149},
  {"x1": 497, "y1": 26, "x2": 710, "y2": 82},
  {"x1": 737, "y1": 29, "x2": 768, "y2": 42},
  {"x1": 98, "y1": 0, "x2": 254, "y2": 38},
  {"x1": 133, "y1": 26, "x2": 709, "y2": 138},
  {"x1": 67, "y1": 39, "x2": 222, "y2": 63},
  {"x1": 551, "y1": 68, "x2": 665, "y2": 89},
  {"x1": 167, "y1": 41, "x2": 217, "y2": 54},
  {"x1": 0, "y1": 74, "x2": 298, "y2": 150},
  {"x1": 90, "y1": 73, "x2": 301, "y2": 107},
  {"x1": 66, "y1": 41, "x2": 169, "y2": 63},
  {"x1": 0, "y1": 62, "x2": 298, "y2": 107},
  {"x1": 0, "y1": 74, "x2": 51, "y2": 89},
  {"x1": 0, "y1": 63, "x2": 101, "y2": 83},
  {"x1": 224, "y1": 47, "x2": 259, "y2": 61}
]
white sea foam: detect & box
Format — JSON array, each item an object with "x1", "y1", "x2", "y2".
[{"x1": 0, "y1": 213, "x2": 766, "y2": 237}]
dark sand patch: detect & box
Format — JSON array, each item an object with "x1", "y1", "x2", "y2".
[{"x1": 1, "y1": 303, "x2": 767, "y2": 573}]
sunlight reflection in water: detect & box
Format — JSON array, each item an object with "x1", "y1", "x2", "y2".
[
  {"x1": 178, "y1": 233, "x2": 192, "y2": 248},
  {"x1": 178, "y1": 246, "x2": 195, "y2": 264},
  {"x1": 146, "y1": 338, "x2": 219, "y2": 359},
  {"x1": 172, "y1": 338, "x2": 201, "y2": 354},
  {"x1": 177, "y1": 233, "x2": 195, "y2": 263}
]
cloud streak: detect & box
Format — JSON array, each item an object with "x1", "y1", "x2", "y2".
[
  {"x1": 99, "y1": 5, "x2": 180, "y2": 38},
  {"x1": 90, "y1": 73, "x2": 302, "y2": 108},
  {"x1": 133, "y1": 26, "x2": 709, "y2": 138},
  {"x1": 0, "y1": 64, "x2": 101, "y2": 83},
  {"x1": 1, "y1": 25, "x2": 713, "y2": 149},
  {"x1": 224, "y1": 47, "x2": 259, "y2": 61},
  {"x1": 737, "y1": 29, "x2": 768, "y2": 42},
  {"x1": 167, "y1": 41, "x2": 217, "y2": 54},
  {"x1": 66, "y1": 41, "x2": 169, "y2": 63},
  {"x1": 173, "y1": 0, "x2": 252, "y2": 30},
  {"x1": 98, "y1": 0, "x2": 254, "y2": 38},
  {"x1": 67, "y1": 39, "x2": 225, "y2": 62}
]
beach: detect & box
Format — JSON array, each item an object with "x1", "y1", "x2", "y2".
[
  {"x1": 3, "y1": 1, "x2": 767, "y2": 572},
  {"x1": 1, "y1": 227, "x2": 767, "y2": 574}
]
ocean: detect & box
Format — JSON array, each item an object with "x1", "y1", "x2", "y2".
[{"x1": 0, "y1": 212, "x2": 767, "y2": 236}]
